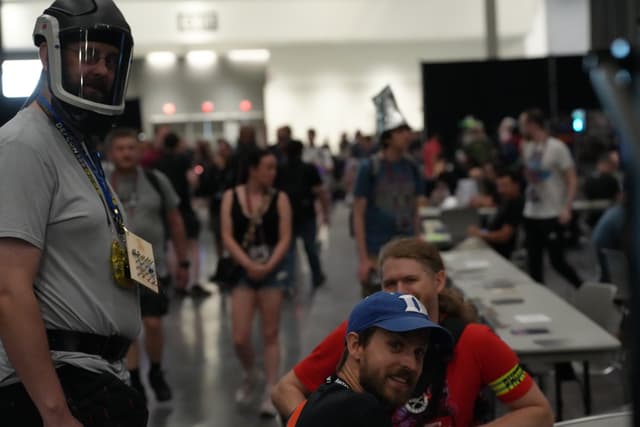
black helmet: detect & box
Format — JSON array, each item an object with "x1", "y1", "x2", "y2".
[{"x1": 33, "y1": 0, "x2": 134, "y2": 116}]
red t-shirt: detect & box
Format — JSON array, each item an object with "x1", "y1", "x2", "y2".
[
  {"x1": 422, "y1": 138, "x2": 442, "y2": 179},
  {"x1": 293, "y1": 321, "x2": 533, "y2": 427}
]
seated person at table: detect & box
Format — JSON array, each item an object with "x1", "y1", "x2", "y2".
[
  {"x1": 468, "y1": 170, "x2": 524, "y2": 259},
  {"x1": 468, "y1": 165, "x2": 499, "y2": 209},
  {"x1": 273, "y1": 238, "x2": 553, "y2": 427},
  {"x1": 592, "y1": 200, "x2": 626, "y2": 283},
  {"x1": 286, "y1": 291, "x2": 451, "y2": 427}
]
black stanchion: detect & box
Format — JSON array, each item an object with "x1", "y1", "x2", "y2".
[{"x1": 586, "y1": 41, "x2": 640, "y2": 427}]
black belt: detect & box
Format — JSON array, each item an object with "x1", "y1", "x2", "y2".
[{"x1": 46, "y1": 330, "x2": 131, "y2": 363}]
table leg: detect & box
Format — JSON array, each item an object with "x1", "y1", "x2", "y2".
[
  {"x1": 583, "y1": 360, "x2": 592, "y2": 415},
  {"x1": 555, "y1": 364, "x2": 563, "y2": 421}
]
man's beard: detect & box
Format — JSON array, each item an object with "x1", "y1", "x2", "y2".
[
  {"x1": 49, "y1": 73, "x2": 116, "y2": 139},
  {"x1": 359, "y1": 358, "x2": 417, "y2": 408},
  {"x1": 63, "y1": 74, "x2": 112, "y2": 104},
  {"x1": 83, "y1": 84, "x2": 110, "y2": 103}
]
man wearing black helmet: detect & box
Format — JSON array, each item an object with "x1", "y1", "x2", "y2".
[{"x1": 0, "y1": 1, "x2": 147, "y2": 426}]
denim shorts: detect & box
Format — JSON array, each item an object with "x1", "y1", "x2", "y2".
[{"x1": 235, "y1": 263, "x2": 289, "y2": 290}]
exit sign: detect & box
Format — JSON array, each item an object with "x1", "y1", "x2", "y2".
[{"x1": 177, "y1": 11, "x2": 218, "y2": 32}]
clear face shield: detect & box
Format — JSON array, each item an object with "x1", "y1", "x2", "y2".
[{"x1": 58, "y1": 28, "x2": 132, "y2": 111}]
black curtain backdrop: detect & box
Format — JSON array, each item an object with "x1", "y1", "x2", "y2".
[{"x1": 422, "y1": 55, "x2": 599, "y2": 155}]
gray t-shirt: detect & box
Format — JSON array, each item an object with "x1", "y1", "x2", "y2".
[
  {"x1": 523, "y1": 137, "x2": 575, "y2": 219},
  {"x1": 108, "y1": 167, "x2": 180, "y2": 277},
  {"x1": 0, "y1": 106, "x2": 141, "y2": 385}
]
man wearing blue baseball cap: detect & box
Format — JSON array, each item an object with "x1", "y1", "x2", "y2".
[{"x1": 286, "y1": 292, "x2": 452, "y2": 427}]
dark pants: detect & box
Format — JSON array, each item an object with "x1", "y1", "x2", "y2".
[
  {"x1": 0, "y1": 365, "x2": 148, "y2": 427},
  {"x1": 295, "y1": 218, "x2": 324, "y2": 288},
  {"x1": 524, "y1": 217, "x2": 582, "y2": 288},
  {"x1": 140, "y1": 275, "x2": 171, "y2": 317},
  {"x1": 181, "y1": 209, "x2": 201, "y2": 239}
]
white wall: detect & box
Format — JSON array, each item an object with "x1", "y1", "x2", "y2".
[
  {"x1": 497, "y1": 0, "x2": 540, "y2": 38},
  {"x1": 546, "y1": 0, "x2": 590, "y2": 55},
  {"x1": 3, "y1": 0, "x2": 591, "y2": 147},
  {"x1": 517, "y1": 0, "x2": 590, "y2": 58},
  {"x1": 3, "y1": 1, "x2": 487, "y2": 55},
  {"x1": 128, "y1": 57, "x2": 266, "y2": 139},
  {"x1": 524, "y1": 0, "x2": 549, "y2": 57},
  {"x1": 265, "y1": 40, "x2": 486, "y2": 150}
]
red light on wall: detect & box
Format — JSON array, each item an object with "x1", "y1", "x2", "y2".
[
  {"x1": 194, "y1": 165, "x2": 204, "y2": 175},
  {"x1": 162, "y1": 102, "x2": 176, "y2": 115},
  {"x1": 201, "y1": 101, "x2": 214, "y2": 113},
  {"x1": 240, "y1": 99, "x2": 252, "y2": 112}
]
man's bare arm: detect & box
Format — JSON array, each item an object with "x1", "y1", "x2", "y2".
[
  {"x1": 271, "y1": 369, "x2": 310, "y2": 418},
  {"x1": 0, "y1": 238, "x2": 81, "y2": 426}
]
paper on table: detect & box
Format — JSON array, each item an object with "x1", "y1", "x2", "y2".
[
  {"x1": 514, "y1": 314, "x2": 551, "y2": 323},
  {"x1": 425, "y1": 233, "x2": 452, "y2": 243},
  {"x1": 459, "y1": 260, "x2": 490, "y2": 271},
  {"x1": 484, "y1": 279, "x2": 515, "y2": 289}
]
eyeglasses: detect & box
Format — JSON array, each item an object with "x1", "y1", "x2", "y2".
[{"x1": 64, "y1": 47, "x2": 120, "y2": 71}]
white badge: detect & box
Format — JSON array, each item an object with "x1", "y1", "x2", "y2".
[{"x1": 125, "y1": 229, "x2": 159, "y2": 293}]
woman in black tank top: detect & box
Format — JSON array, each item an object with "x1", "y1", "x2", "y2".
[{"x1": 220, "y1": 147, "x2": 292, "y2": 417}]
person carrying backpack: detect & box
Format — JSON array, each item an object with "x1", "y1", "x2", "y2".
[
  {"x1": 353, "y1": 86, "x2": 424, "y2": 296},
  {"x1": 107, "y1": 128, "x2": 190, "y2": 403}
]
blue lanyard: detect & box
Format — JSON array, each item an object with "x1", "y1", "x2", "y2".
[{"x1": 36, "y1": 95, "x2": 125, "y2": 235}]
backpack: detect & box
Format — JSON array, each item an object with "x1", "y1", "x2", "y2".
[
  {"x1": 408, "y1": 317, "x2": 495, "y2": 425},
  {"x1": 348, "y1": 153, "x2": 421, "y2": 237}
]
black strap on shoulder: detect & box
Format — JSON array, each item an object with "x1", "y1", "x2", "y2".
[
  {"x1": 439, "y1": 315, "x2": 468, "y2": 344},
  {"x1": 144, "y1": 169, "x2": 169, "y2": 240},
  {"x1": 439, "y1": 317, "x2": 496, "y2": 423},
  {"x1": 144, "y1": 169, "x2": 165, "y2": 210},
  {"x1": 413, "y1": 316, "x2": 468, "y2": 421}
]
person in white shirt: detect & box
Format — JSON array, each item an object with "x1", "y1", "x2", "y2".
[{"x1": 519, "y1": 108, "x2": 582, "y2": 288}]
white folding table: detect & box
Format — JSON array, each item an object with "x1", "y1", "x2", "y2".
[{"x1": 443, "y1": 243, "x2": 621, "y2": 420}]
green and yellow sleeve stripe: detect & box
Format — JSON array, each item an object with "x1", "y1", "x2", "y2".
[{"x1": 489, "y1": 364, "x2": 527, "y2": 397}]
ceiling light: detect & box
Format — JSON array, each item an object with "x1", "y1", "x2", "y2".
[
  {"x1": 146, "y1": 51, "x2": 177, "y2": 68},
  {"x1": 227, "y1": 49, "x2": 270, "y2": 63},
  {"x1": 186, "y1": 50, "x2": 218, "y2": 68}
]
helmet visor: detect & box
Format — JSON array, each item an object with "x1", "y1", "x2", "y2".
[{"x1": 59, "y1": 28, "x2": 132, "y2": 108}]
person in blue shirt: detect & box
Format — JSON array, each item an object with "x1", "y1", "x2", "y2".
[{"x1": 353, "y1": 86, "x2": 423, "y2": 297}]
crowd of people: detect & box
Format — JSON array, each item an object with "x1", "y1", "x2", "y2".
[
  {"x1": 101, "y1": 86, "x2": 607, "y2": 426},
  {"x1": 119, "y1": 93, "x2": 621, "y2": 425},
  {"x1": 0, "y1": 0, "x2": 627, "y2": 426}
]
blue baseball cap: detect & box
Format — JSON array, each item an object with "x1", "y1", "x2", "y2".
[{"x1": 347, "y1": 292, "x2": 452, "y2": 346}]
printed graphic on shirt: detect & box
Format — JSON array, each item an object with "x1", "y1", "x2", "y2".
[
  {"x1": 391, "y1": 384, "x2": 454, "y2": 427},
  {"x1": 525, "y1": 148, "x2": 551, "y2": 184},
  {"x1": 374, "y1": 164, "x2": 416, "y2": 234}
]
